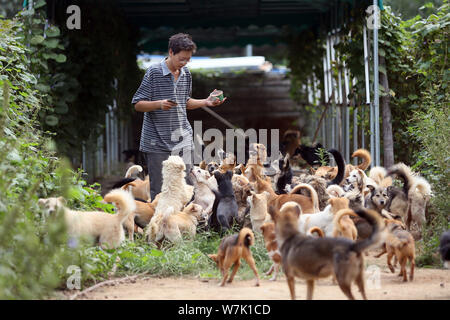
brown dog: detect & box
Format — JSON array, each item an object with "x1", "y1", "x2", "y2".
[
  {"x1": 332, "y1": 209, "x2": 358, "y2": 240},
  {"x1": 269, "y1": 203, "x2": 384, "y2": 300},
  {"x1": 208, "y1": 227, "x2": 260, "y2": 287},
  {"x1": 260, "y1": 222, "x2": 282, "y2": 281},
  {"x1": 377, "y1": 220, "x2": 415, "y2": 282},
  {"x1": 254, "y1": 172, "x2": 318, "y2": 213}
]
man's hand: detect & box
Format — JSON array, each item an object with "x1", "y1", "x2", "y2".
[
  {"x1": 205, "y1": 89, "x2": 227, "y2": 107},
  {"x1": 160, "y1": 99, "x2": 177, "y2": 110}
]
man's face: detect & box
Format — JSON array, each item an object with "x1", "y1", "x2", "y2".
[{"x1": 169, "y1": 49, "x2": 192, "y2": 70}]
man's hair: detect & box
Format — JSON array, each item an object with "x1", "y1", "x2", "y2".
[{"x1": 168, "y1": 33, "x2": 197, "y2": 55}]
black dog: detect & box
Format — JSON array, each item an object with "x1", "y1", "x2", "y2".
[
  {"x1": 293, "y1": 143, "x2": 330, "y2": 167},
  {"x1": 275, "y1": 155, "x2": 293, "y2": 194},
  {"x1": 439, "y1": 230, "x2": 450, "y2": 269},
  {"x1": 208, "y1": 170, "x2": 238, "y2": 233}
]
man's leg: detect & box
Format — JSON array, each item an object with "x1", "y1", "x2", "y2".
[{"x1": 144, "y1": 151, "x2": 170, "y2": 200}]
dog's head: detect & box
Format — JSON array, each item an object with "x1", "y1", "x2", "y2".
[
  {"x1": 38, "y1": 197, "x2": 66, "y2": 216},
  {"x1": 189, "y1": 166, "x2": 211, "y2": 185},
  {"x1": 183, "y1": 203, "x2": 205, "y2": 220},
  {"x1": 248, "y1": 191, "x2": 270, "y2": 209},
  {"x1": 368, "y1": 185, "x2": 389, "y2": 210},
  {"x1": 328, "y1": 197, "x2": 350, "y2": 214},
  {"x1": 206, "y1": 161, "x2": 219, "y2": 175},
  {"x1": 250, "y1": 143, "x2": 267, "y2": 163},
  {"x1": 345, "y1": 168, "x2": 366, "y2": 191},
  {"x1": 269, "y1": 202, "x2": 301, "y2": 236}
]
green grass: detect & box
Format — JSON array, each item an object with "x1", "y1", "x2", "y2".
[{"x1": 77, "y1": 227, "x2": 275, "y2": 288}]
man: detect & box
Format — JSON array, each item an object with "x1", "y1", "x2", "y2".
[{"x1": 132, "y1": 33, "x2": 226, "y2": 200}]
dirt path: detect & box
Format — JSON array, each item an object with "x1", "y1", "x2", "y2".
[{"x1": 66, "y1": 255, "x2": 450, "y2": 300}]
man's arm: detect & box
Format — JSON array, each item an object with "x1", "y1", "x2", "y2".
[
  {"x1": 135, "y1": 100, "x2": 177, "y2": 112},
  {"x1": 186, "y1": 96, "x2": 227, "y2": 110},
  {"x1": 186, "y1": 98, "x2": 208, "y2": 110}
]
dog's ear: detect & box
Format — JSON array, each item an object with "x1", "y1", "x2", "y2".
[
  {"x1": 199, "y1": 160, "x2": 207, "y2": 170},
  {"x1": 57, "y1": 196, "x2": 67, "y2": 205},
  {"x1": 293, "y1": 205, "x2": 301, "y2": 218},
  {"x1": 38, "y1": 198, "x2": 46, "y2": 207},
  {"x1": 367, "y1": 185, "x2": 375, "y2": 192}
]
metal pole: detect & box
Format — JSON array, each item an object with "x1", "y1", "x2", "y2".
[
  {"x1": 363, "y1": 24, "x2": 371, "y2": 157},
  {"x1": 373, "y1": 0, "x2": 380, "y2": 167}
]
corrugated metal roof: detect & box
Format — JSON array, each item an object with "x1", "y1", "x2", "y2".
[{"x1": 115, "y1": 0, "x2": 370, "y2": 51}]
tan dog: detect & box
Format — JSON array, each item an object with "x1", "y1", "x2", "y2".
[
  {"x1": 160, "y1": 203, "x2": 205, "y2": 243},
  {"x1": 219, "y1": 152, "x2": 236, "y2": 173},
  {"x1": 208, "y1": 227, "x2": 260, "y2": 287},
  {"x1": 260, "y1": 222, "x2": 282, "y2": 281},
  {"x1": 248, "y1": 191, "x2": 272, "y2": 233},
  {"x1": 332, "y1": 209, "x2": 358, "y2": 240},
  {"x1": 123, "y1": 195, "x2": 159, "y2": 241},
  {"x1": 377, "y1": 220, "x2": 415, "y2": 282},
  {"x1": 268, "y1": 203, "x2": 384, "y2": 300},
  {"x1": 254, "y1": 173, "x2": 318, "y2": 213},
  {"x1": 122, "y1": 179, "x2": 150, "y2": 202},
  {"x1": 38, "y1": 189, "x2": 136, "y2": 249},
  {"x1": 232, "y1": 174, "x2": 254, "y2": 224}
]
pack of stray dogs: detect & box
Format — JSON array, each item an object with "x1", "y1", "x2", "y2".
[{"x1": 38, "y1": 135, "x2": 449, "y2": 300}]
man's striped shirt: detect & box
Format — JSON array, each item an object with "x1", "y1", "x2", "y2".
[{"x1": 132, "y1": 58, "x2": 194, "y2": 153}]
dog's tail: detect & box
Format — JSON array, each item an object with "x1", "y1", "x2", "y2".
[
  {"x1": 308, "y1": 226, "x2": 324, "y2": 238},
  {"x1": 333, "y1": 209, "x2": 358, "y2": 237},
  {"x1": 350, "y1": 208, "x2": 385, "y2": 254},
  {"x1": 237, "y1": 227, "x2": 255, "y2": 247},
  {"x1": 387, "y1": 163, "x2": 415, "y2": 197},
  {"x1": 369, "y1": 166, "x2": 387, "y2": 186},
  {"x1": 409, "y1": 176, "x2": 432, "y2": 199},
  {"x1": 352, "y1": 149, "x2": 372, "y2": 171},
  {"x1": 327, "y1": 149, "x2": 345, "y2": 186},
  {"x1": 103, "y1": 189, "x2": 136, "y2": 224},
  {"x1": 289, "y1": 183, "x2": 319, "y2": 213},
  {"x1": 326, "y1": 185, "x2": 345, "y2": 198},
  {"x1": 125, "y1": 165, "x2": 143, "y2": 178}
]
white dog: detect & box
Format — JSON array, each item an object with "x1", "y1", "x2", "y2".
[
  {"x1": 297, "y1": 197, "x2": 350, "y2": 237},
  {"x1": 147, "y1": 156, "x2": 194, "y2": 242},
  {"x1": 189, "y1": 166, "x2": 215, "y2": 217},
  {"x1": 38, "y1": 189, "x2": 136, "y2": 249}
]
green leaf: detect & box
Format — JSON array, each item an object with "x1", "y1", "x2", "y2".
[
  {"x1": 45, "y1": 115, "x2": 59, "y2": 126},
  {"x1": 30, "y1": 35, "x2": 45, "y2": 45},
  {"x1": 55, "y1": 54, "x2": 67, "y2": 63},
  {"x1": 43, "y1": 39, "x2": 59, "y2": 49},
  {"x1": 45, "y1": 26, "x2": 60, "y2": 38},
  {"x1": 34, "y1": 0, "x2": 47, "y2": 9}
]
